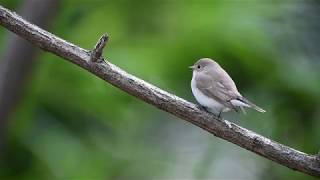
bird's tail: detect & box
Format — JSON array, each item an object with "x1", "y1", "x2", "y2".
[
  {"x1": 231, "y1": 97, "x2": 266, "y2": 113},
  {"x1": 235, "y1": 97, "x2": 266, "y2": 113}
]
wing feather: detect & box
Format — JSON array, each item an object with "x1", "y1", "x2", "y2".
[{"x1": 195, "y1": 73, "x2": 239, "y2": 110}]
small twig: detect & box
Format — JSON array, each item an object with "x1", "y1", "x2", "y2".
[{"x1": 91, "y1": 33, "x2": 109, "y2": 62}]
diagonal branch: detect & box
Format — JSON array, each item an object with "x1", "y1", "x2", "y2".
[{"x1": 0, "y1": 5, "x2": 319, "y2": 177}]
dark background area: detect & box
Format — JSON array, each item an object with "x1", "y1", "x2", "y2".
[{"x1": 0, "y1": 0, "x2": 319, "y2": 179}]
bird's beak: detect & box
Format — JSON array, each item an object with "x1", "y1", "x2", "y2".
[{"x1": 189, "y1": 65, "x2": 195, "y2": 70}]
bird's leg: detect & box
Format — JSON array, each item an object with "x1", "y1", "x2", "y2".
[
  {"x1": 199, "y1": 106, "x2": 231, "y2": 128},
  {"x1": 199, "y1": 105, "x2": 210, "y2": 113},
  {"x1": 218, "y1": 110, "x2": 222, "y2": 119},
  {"x1": 199, "y1": 105, "x2": 219, "y2": 120},
  {"x1": 217, "y1": 109, "x2": 232, "y2": 128}
]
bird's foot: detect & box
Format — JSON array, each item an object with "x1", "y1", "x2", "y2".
[
  {"x1": 224, "y1": 120, "x2": 232, "y2": 129},
  {"x1": 198, "y1": 106, "x2": 230, "y2": 128},
  {"x1": 199, "y1": 105, "x2": 210, "y2": 113},
  {"x1": 200, "y1": 106, "x2": 221, "y2": 119},
  {"x1": 216, "y1": 110, "x2": 232, "y2": 128}
]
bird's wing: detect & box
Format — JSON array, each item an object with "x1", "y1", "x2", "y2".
[
  {"x1": 196, "y1": 73, "x2": 239, "y2": 109},
  {"x1": 212, "y1": 69, "x2": 266, "y2": 113},
  {"x1": 213, "y1": 67, "x2": 240, "y2": 97},
  {"x1": 197, "y1": 67, "x2": 266, "y2": 113}
]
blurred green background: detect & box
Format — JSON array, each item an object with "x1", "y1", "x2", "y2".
[{"x1": 0, "y1": 0, "x2": 319, "y2": 179}]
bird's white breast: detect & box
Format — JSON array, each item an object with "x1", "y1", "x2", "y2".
[{"x1": 191, "y1": 73, "x2": 226, "y2": 114}]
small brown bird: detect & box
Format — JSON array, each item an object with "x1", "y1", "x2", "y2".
[{"x1": 190, "y1": 58, "x2": 265, "y2": 117}]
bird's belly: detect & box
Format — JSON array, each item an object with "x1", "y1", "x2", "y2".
[{"x1": 191, "y1": 78, "x2": 226, "y2": 113}]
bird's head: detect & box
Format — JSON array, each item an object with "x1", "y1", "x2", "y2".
[{"x1": 189, "y1": 58, "x2": 218, "y2": 73}]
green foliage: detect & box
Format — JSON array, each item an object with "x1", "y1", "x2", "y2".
[{"x1": 0, "y1": 0, "x2": 319, "y2": 179}]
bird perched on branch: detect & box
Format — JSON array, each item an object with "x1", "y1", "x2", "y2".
[{"x1": 190, "y1": 58, "x2": 265, "y2": 118}]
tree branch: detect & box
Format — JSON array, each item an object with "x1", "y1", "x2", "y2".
[
  {"x1": 91, "y1": 33, "x2": 108, "y2": 62},
  {"x1": 0, "y1": 5, "x2": 319, "y2": 177}
]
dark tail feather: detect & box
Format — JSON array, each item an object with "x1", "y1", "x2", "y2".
[{"x1": 238, "y1": 97, "x2": 266, "y2": 113}]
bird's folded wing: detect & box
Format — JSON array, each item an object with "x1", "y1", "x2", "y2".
[{"x1": 196, "y1": 74, "x2": 238, "y2": 108}]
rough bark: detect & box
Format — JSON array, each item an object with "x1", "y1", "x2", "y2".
[{"x1": 0, "y1": 5, "x2": 319, "y2": 177}]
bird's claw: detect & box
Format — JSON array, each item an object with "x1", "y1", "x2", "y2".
[{"x1": 224, "y1": 120, "x2": 232, "y2": 128}]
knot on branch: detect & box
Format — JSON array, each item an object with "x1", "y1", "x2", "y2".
[{"x1": 91, "y1": 33, "x2": 109, "y2": 62}]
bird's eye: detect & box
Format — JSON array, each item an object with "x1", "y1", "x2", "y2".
[{"x1": 197, "y1": 65, "x2": 201, "y2": 69}]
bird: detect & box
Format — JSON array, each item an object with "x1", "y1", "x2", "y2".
[{"x1": 190, "y1": 58, "x2": 265, "y2": 118}]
